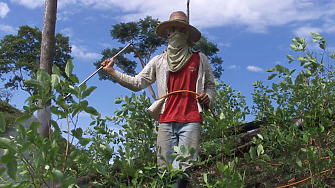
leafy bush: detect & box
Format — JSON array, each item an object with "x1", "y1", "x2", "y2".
[{"x1": 0, "y1": 33, "x2": 334, "y2": 187}]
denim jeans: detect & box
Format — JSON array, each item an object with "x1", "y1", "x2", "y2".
[{"x1": 157, "y1": 122, "x2": 201, "y2": 170}]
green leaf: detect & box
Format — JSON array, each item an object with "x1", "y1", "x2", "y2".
[
  {"x1": 266, "y1": 68, "x2": 274, "y2": 72},
  {"x1": 51, "y1": 120, "x2": 61, "y2": 133},
  {"x1": 22, "y1": 142, "x2": 32, "y2": 153},
  {"x1": 257, "y1": 144, "x2": 264, "y2": 156},
  {"x1": 96, "y1": 164, "x2": 108, "y2": 176},
  {"x1": 319, "y1": 43, "x2": 325, "y2": 50},
  {"x1": 0, "y1": 113, "x2": 6, "y2": 132},
  {"x1": 0, "y1": 153, "x2": 17, "y2": 163},
  {"x1": 69, "y1": 75, "x2": 79, "y2": 83},
  {"x1": 105, "y1": 116, "x2": 115, "y2": 121},
  {"x1": 82, "y1": 86, "x2": 97, "y2": 99},
  {"x1": 0, "y1": 138, "x2": 17, "y2": 152},
  {"x1": 115, "y1": 98, "x2": 123, "y2": 104},
  {"x1": 84, "y1": 106, "x2": 98, "y2": 116},
  {"x1": 24, "y1": 79, "x2": 41, "y2": 87},
  {"x1": 0, "y1": 167, "x2": 6, "y2": 177},
  {"x1": 295, "y1": 74, "x2": 304, "y2": 85},
  {"x1": 33, "y1": 150, "x2": 42, "y2": 168},
  {"x1": 79, "y1": 83, "x2": 87, "y2": 91},
  {"x1": 72, "y1": 105, "x2": 81, "y2": 118},
  {"x1": 0, "y1": 152, "x2": 16, "y2": 164},
  {"x1": 37, "y1": 68, "x2": 51, "y2": 81},
  {"x1": 249, "y1": 147, "x2": 256, "y2": 159},
  {"x1": 50, "y1": 106, "x2": 66, "y2": 117},
  {"x1": 15, "y1": 114, "x2": 33, "y2": 123},
  {"x1": 286, "y1": 54, "x2": 294, "y2": 61},
  {"x1": 290, "y1": 44, "x2": 298, "y2": 51},
  {"x1": 263, "y1": 154, "x2": 271, "y2": 162},
  {"x1": 330, "y1": 51, "x2": 335, "y2": 59},
  {"x1": 267, "y1": 74, "x2": 277, "y2": 80},
  {"x1": 244, "y1": 153, "x2": 251, "y2": 162},
  {"x1": 217, "y1": 162, "x2": 228, "y2": 172},
  {"x1": 17, "y1": 124, "x2": 26, "y2": 140},
  {"x1": 166, "y1": 161, "x2": 173, "y2": 172},
  {"x1": 29, "y1": 122, "x2": 40, "y2": 133},
  {"x1": 296, "y1": 158, "x2": 302, "y2": 167},
  {"x1": 71, "y1": 128, "x2": 83, "y2": 139},
  {"x1": 51, "y1": 74, "x2": 60, "y2": 88},
  {"x1": 274, "y1": 64, "x2": 284, "y2": 73},
  {"x1": 65, "y1": 59, "x2": 74, "y2": 77},
  {"x1": 68, "y1": 150, "x2": 79, "y2": 161},
  {"x1": 52, "y1": 169, "x2": 64, "y2": 183},
  {"x1": 203, "y1": 173, "x2": 208, "y2": 184},
  {"x1": 6, "y1": 160, "x2": 17, "y2": 180},
  {"x1": 319, "y1": 125, "x2": 325, "y2": 133},
  {"x1": 52, "y1": 64, "x2": 61, "y2": 76},
  {"x1": 63, "y1": 85, "x2": 79, "y2": 96},
  {"x1": 79, "y1": 138, "x2": 91, "y2": 146},
  {"x1": 257, "y1": 134, "x2": 264, "y2": 140}
]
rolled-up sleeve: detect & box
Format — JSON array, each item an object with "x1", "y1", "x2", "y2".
[{"x1": 111, "y1": 56, "x2": 159, "y2": 92}]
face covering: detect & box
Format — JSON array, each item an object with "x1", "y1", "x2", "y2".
[{"x1": 165, "y1": 31, "x2": 192, "y2": 72}]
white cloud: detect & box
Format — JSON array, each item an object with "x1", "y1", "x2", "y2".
[
  {"x1": 323, "y1": 17, "x2": 335, "y2": 33},
  {"x1": 60, "y1": 28, "x2": 73, "y2": 37},
  {"x1": 293, "y1": 26, "x2": 322, "y2": 39},
  {"x1": 99, "y1": 43, "x2": 111, "y2": 48},
  {"x1": 10, "y1": 0, "x2": 45, "y2": 9},
  {"x1": 10, "y1": 0, "x2": 335, "y2": 34},
  {"x1": 0, "y1": 2, "x2": 10, "y2": 18},
  {"x1": 219, "y1": 43, "x2": 231, "y2": 48},
  {"x1": 71, "y1": 45, "x2": 101, "y2": 60},
  {"x1": 228, "y1": 65, "x2": 240, "y2": 69},
  {"x1": 92, "y1": 0, "x2": 335, "y2": 33},
  {"x1": 10, "y1": 0, "x2": 76, "y2": 9},
  {"x1": 247, "y1": 65, "x2": 263, "y2": 72},
  {"x1": 0, "y1": 24, "x2": 16, "y2": 34}
]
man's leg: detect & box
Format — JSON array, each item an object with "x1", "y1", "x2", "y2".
[
  {"x1": 174, "y1": 122, "x2": 202, "y2": 188},
  {"x1": 157, "y1": 122, "x2": 178, "y2": 169},
  {"x1": 173, "y1": 122, "x2": 201, "y2": 170}
]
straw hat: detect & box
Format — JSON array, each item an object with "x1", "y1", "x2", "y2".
[{"x1": 156, "y1": 11, "x2": 201, "y2": 42}]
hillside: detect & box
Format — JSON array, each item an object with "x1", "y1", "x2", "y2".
[{"x1": 0, "y1": 100, "x2": 23, "y2": 133}]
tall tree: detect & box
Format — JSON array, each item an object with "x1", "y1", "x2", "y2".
[
  {"x1": 94, "y1": 16, "x2": 167, "y2": 81},
  {"x1": 193, "y1": 36, "x2": 224, "y2": 79},
  {"x1": 0, "y1": 25, "x2": 71, "y2": 94},
  {"x1": 38, "y1": 0, "x2": 58, "y2": 138},
  {"x1": 94, "y1": 16, "x2": 224, "y2": 82}
]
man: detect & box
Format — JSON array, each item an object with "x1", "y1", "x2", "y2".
[{"x1": 101, "y1": 11, "x2": 216, "y2": 187}]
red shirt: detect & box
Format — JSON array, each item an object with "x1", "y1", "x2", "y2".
[{"x1": 159, "y1": 53, "x2": 203, "y2": 123}]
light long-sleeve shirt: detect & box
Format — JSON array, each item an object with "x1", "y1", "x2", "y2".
[{"x1": 111, "y1": 52, "x2": 216, "y2": 118}]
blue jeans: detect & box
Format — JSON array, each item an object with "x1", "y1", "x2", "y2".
[{"x1": 157, "y1": 122, "x2": 201, "y2": 170}]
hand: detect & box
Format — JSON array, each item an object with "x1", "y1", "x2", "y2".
[
  {"x1": 101, "y1": 56, "x2": 115, "y2": 74},
  {"x1": 196, "y1": 93, "x2": 210, "y2": 106}
]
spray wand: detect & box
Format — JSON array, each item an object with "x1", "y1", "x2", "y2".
[{"x1": 63, "y1": 42, "x2": 133, "y2": 99}]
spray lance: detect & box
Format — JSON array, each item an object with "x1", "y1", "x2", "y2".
[{"x1": 63, "y1": 42, "x2": 133, "y2": 99}]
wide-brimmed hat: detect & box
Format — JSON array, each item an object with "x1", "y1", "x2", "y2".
[{"x1": 156, "y1": 11, "x2": 201, "y2": 42}]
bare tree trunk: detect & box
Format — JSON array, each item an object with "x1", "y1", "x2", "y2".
[
  {"x1": 187, "y1": 0, "x2": 190, "y2": 22},
  {"x1": 37, "y1": 0, "x2": 58, "y2": 138}
]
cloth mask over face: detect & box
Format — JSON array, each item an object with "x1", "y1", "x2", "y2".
[{"x1": 165, "y1": 31, "x2": 193, "y2": 72}]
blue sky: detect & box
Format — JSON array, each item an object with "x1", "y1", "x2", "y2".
[{"x1": 1, "y1": 0, "x2": 335, "y2": 130}]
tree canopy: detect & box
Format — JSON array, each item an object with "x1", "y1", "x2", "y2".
[
  {"x1": 0, "y1": 25, "x2": 72, "y2": 94},
  {"x1": 193, "y1": 36, "x2": 224, "y2": 79},
  {"x1": 94, "y1": 16, "x2": 224, "y2": 82}
]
